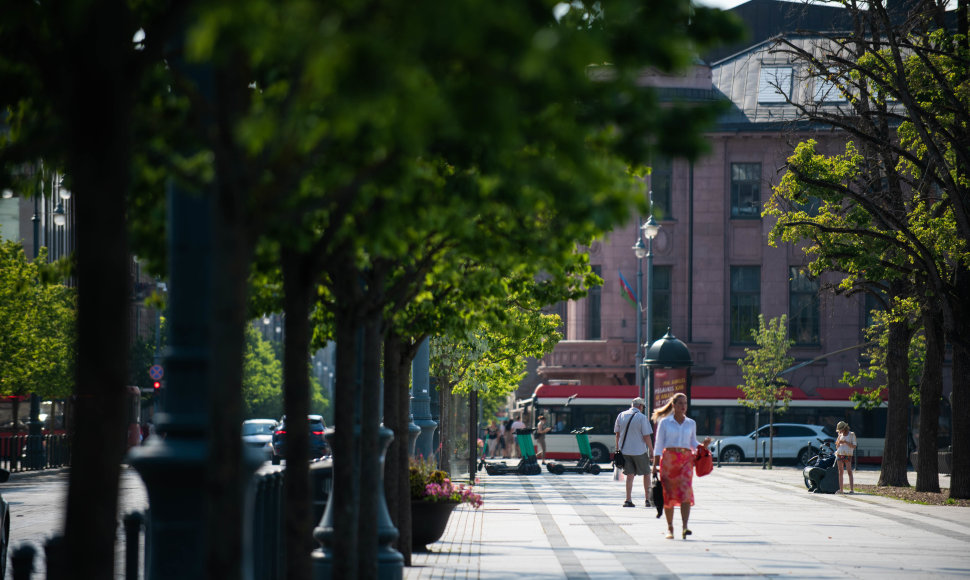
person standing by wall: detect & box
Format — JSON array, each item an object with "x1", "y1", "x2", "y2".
[
  {"x1": 835, "y1": 421, "x2": 857, "y2": 494},
  {"x1": 534, "y1": 415, "x2": 552, "y2": 464},
  {"x1": 652, "y1": 392, "x2": 710, "y2": 539},
  {"x1": 614, "y1": 397, "x2": 654, "y2": 508}
]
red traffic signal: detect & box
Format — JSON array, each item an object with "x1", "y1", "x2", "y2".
[{"x1": 153, "y1": 381, "x2": 162, "y2": 390}]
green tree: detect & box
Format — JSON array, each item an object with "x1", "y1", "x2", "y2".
[
  {"x1": 6, "y1": 0, "x2": 743, "y2": 576},
  {"x1": 0, "y1": 239, "x2": 75, "y2": 403},
  {"x1": 769, "y1": 0, "x2": 970, "y2": 498},
  {"x1": 242, "y1": 324, "x2": 284, "y2": 419},
  {"x1": 737, "y1": 314, "x2": 795, "y2": 469}
]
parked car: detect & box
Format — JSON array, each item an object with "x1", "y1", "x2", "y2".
[
  {"x1": 709, "y1": 423, "x2": 835, "y2": 465},
  {"x1": 271, "y1": 415, "x2": 329, "y2": 465},
  {"x1": 242, "y1": 419, "x2": 278, "y2": 461}
]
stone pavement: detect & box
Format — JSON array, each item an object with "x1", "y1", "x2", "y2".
[
  {"x1": 407, "y1": 464, "x2": 968, "y2": 579},
  {"x1": 5, "y1": 465, "x2": 965, "y2": 579}
]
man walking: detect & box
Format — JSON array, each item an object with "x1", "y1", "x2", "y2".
[{"x1": 614, "y1": 397, "x2": 654, "y2": 507}]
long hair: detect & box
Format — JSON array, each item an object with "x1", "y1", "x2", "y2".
[{"x1": 651, "y1": 392, "x2": 687, "y2": 422}]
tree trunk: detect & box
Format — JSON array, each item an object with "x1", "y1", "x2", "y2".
[
  {"x1": 206, "y1": 184, "x2": 256, "y2": 579},
  {"x1": 382, "y1": 330, "x2": 414, "y2": 565},
  {"x1": 951, "y1": 341, "x2": 970, "y2": 499},
  {"x1": 879, "y1": 315, "x2": 912, "y2": 487},
  {"x1": 916, "y1": 303, "x2": 943, "y2": 492},
  {"x1": 356, "y1": 296, "x2": 384, "y2": 579},
  {"x1": 437, "y1": 378, "x2": 451, "y2": 472},
  {"x1": 768, "y1": 407, "x2": 774, "y2": 470},
  {"x1": 61, "y1": 2, "x2": 134, "y2": 577},
  {"x1": 331, "y1": 272, "x2": 362, "y2": 579},
  {"x1": 467, "y1": 389, "x2": 479, "y2": 477},
  {"x1": 949, "y1": 265, "x2": 970, "y2": 499},
  {"x1": 281, "y1": 248, "x2": 314, "y2": 580}
]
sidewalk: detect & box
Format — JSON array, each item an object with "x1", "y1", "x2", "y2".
[{"x1": 407, "y1": 464, "x2": 969, "y2": 579}]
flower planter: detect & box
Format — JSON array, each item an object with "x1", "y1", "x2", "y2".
[{"x1": 411, "y1": 500, "x2": 458, "y2": 551}]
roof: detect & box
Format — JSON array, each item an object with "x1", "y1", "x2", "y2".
[{"x1": 703, "y1": 0, "x2": 853, "y2": 64}]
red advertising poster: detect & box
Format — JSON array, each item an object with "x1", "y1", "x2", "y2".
[{"x1": 652, "y1": 367, "x2": 687, "y2": 412}]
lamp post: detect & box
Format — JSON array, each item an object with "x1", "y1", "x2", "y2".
[
  {"x1": 632, "y1": 235, "x2": 646, "y2": 401},
  {"x1": 635, "y1": 216, "x2": 660, "y2": 405}
]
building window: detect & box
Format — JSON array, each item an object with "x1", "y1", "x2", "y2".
[
  {"x1": 650, "y1": 156, "x2": 672, "y2": 220},
  {"x1": 730, "y1": 266, "x2": 761, "y2": 344},
  {"x1": 813, "y1": 73, "x2": 846, "y2": 103},
  {"x1": 789, "y1": 267, "x2": 820, "y2": 345},
  {"x1": 731, "y1": 163, "x2": 762, "y2": 218},
  {"x1": 650, "y1": 266, "x2": 672, "y2": 342},
  {"x1": 758, "y1": 66, "x2": 793, "y2": 103},
  {"x1": 587, "y1": 265, "x2": 601, "y2": 340}
]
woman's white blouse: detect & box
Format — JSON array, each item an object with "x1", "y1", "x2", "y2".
[{"x1": 653, "y1": 415, "x2": 700, "y2": 455}]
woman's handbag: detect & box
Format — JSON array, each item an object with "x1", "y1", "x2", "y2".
[
  {"x1": 651, "y1": 475, "x2": 664, "y2": 518},
  {"x1": 695, "y1": 445, "x2": 713, "y2": 477}
]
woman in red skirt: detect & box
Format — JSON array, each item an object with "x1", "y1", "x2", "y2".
[{"x1": 652, "y1": 393, "x2": 711, "y2": 539}]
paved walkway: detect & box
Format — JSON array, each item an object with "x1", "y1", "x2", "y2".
[{"x1": 407, "y1": 465, "x2": 968, "y2": 579}]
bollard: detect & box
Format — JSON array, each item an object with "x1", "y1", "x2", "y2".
[
  {"x1": 11, "y1": 543, "x2": 36, "y2": 580},
  {"x1": 762, "y1": 441, "x2": 767, "y2": 469},
  {"x1": 123, "y1": 511, "x2": 144, "y2": 580}
]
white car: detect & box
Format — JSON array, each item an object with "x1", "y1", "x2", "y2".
[
  {"x1": 242, "y1": 418, "x2": 278, "y2": 460},
  {"x1": 709, "y1": 423, "x2": 835, "y2": 465}
]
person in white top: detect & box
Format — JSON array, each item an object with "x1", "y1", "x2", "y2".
[
  {"x1": 835, "y1": 421, "x2": 857, "y2": 494},
  {"x1": 652, "y1": 392, "x2": 711, "y2": 540},
  {"x1": 614, "y1": 397, "x2": 654, "y2": 508}
]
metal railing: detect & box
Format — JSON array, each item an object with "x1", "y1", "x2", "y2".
[
  {"x1": 0, "y1": 434, "x2": 71, "y2": 472},
  {"x1": 10, "y1": 462, "x2": 333, "y2": 579}
]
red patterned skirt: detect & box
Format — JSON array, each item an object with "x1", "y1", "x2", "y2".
[{"x1": 659, "y1": 447, "x2": 694, "y2": 508}]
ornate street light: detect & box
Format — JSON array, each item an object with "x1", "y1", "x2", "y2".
[
  {"x1": 635, "y1": 216, "x2": 661, "y2": 402},
  {"x1": 632, "y1": 236, "x2": 647, "y2": 400},
  {"x1": 52, "y1": 201, "x2": 66, "y2": 227}
]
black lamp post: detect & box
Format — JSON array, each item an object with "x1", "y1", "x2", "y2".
[
  {"x1": 26, "y1": 194, "x2": 45, "y2": 468},
  {"x1": 633, "y1": 216, "x2": 660, "y2": 402}
]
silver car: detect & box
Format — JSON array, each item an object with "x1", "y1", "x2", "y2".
[
  {"x1": 709, "y1": 423, "x2": 835, "y2": 465},
  {"x1": 242, "y1": 419, "x2": 278, "y2": 460}
]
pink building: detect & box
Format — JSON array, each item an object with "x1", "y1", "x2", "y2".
[{"x1": 536, "y1": 1, "x2": 929, "y2": 405}]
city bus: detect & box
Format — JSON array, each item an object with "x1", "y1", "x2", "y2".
[{"x1": 519, "y1": 383, "x2": 890, "y2": 464}]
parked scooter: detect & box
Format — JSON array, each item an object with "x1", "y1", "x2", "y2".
[
  {"x1": 803, "y1": 438, "x2": 838, "y2": 493},
  {"x1": 480, "y1": 428, "x2": 542, "y2": 475},
  {"x1": 546, "y1": 427, "x2": 601, "y2": 475}
]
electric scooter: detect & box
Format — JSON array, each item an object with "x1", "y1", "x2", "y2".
[
  {"x1": 481, "y1": 428, "x2": 542, "y2": 475},
  {"x1": 546, "y1": 427, "x2": 601, "y2": 475}
]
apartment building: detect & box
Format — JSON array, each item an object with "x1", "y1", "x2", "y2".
[{"x1": 535, "y1": 0, "x2": 921, "y2": 400}]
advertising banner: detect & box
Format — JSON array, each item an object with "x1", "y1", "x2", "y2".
[{"x1": 651, "y1": 367, "x2": 688, "y2": 412}]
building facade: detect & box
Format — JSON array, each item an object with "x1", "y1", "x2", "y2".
[{"x1": 534, "y1": 0, "x2": 952, "y2": 405}]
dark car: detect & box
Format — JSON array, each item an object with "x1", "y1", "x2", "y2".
[{"x1": 271, "y1": 415, "x2": 328, "y2": 465}]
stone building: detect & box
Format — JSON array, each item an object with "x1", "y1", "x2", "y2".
[{"x1": 532, "y1": 0, "x2": 952, "y2": 408}]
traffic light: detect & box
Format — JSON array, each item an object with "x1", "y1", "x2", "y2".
[{"x1": 153, "y1": 380, "x2": 162, "y2": 390}]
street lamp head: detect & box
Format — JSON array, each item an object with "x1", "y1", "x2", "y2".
[
  {"x1": 53, "y1": 201, "x2": 66, "y2": 227},
  {"x1": 2, "y1": 189, "x2": 13, "y2": 199},
  {"x1": 59, "y1": 188, "x2": 72, "y2": 200},
  {"x1": 641, "y1": 216, "x2": 660, "y2": 240},
  {"x1": 632, "y1": 237, "x2": 647, "y2": 259}
]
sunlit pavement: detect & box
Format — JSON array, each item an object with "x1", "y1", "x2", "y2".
[{"x1": 407, "y1": 464, "x2": 967, "y2": 579}]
